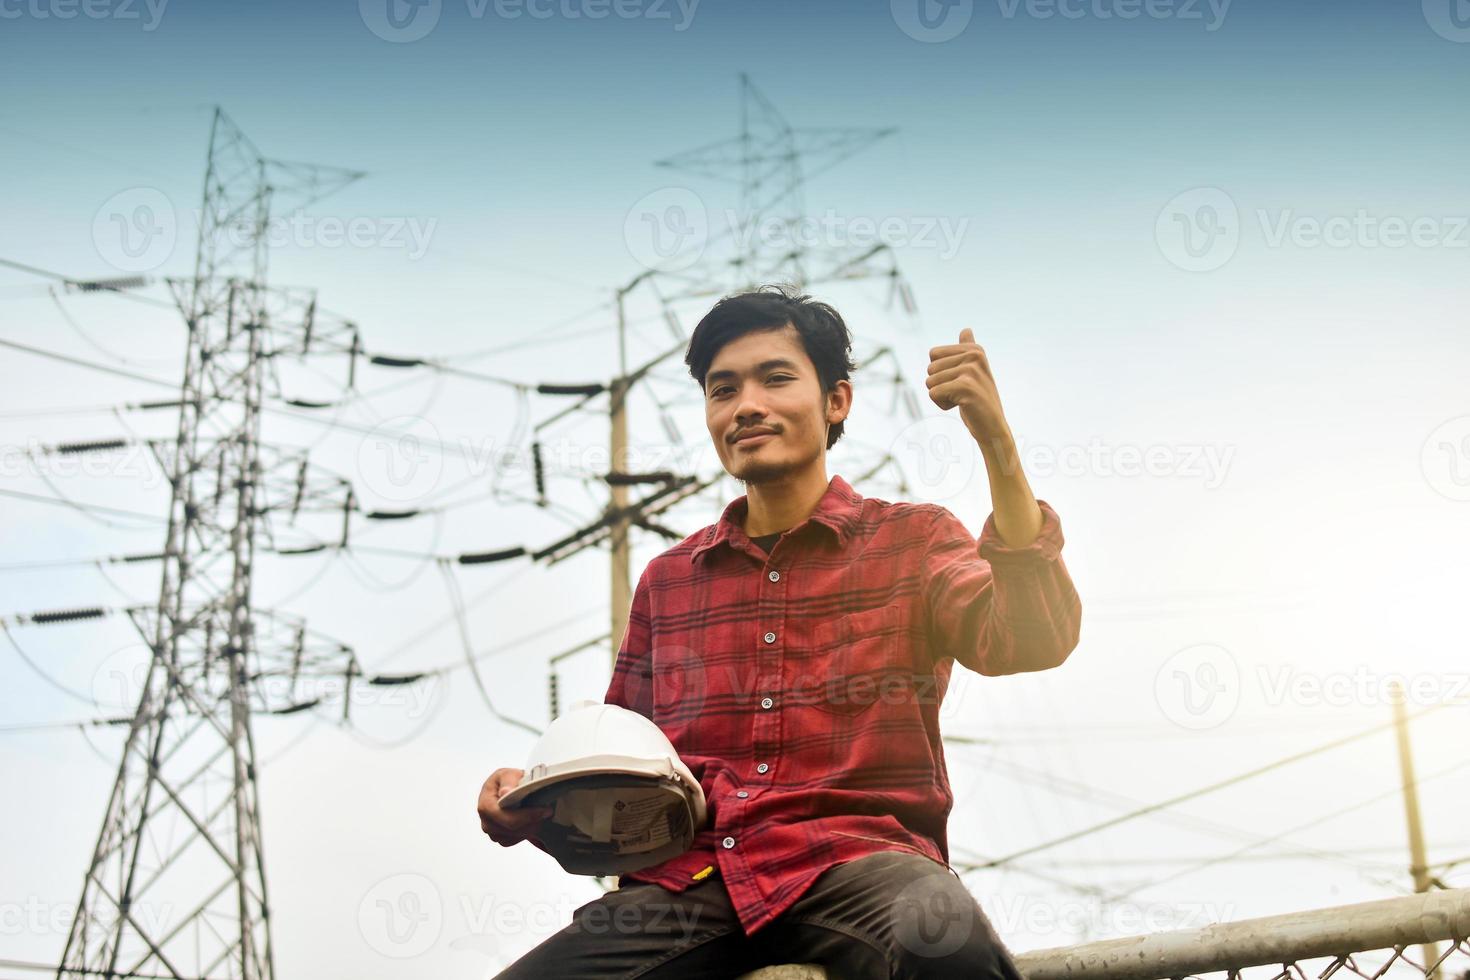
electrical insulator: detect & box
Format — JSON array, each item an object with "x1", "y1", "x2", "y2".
[
  {"x1": 29, "y1": 607, "x2": 107, "y2": 626},
  {"x1": 532, "y1": 441, "x2": 546, "y2": 506}
]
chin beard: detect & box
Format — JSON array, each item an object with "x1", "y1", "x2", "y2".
[
  {"x1": 732, "y1": 447, "x2": 814, "y2": 486},
  {"x1": 727, "y1": 434, "x2": 821, "y2": 486}
]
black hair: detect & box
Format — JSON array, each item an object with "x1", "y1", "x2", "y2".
[{"x1": 685, "y1": 283, "x2": 857, "y2": 450}]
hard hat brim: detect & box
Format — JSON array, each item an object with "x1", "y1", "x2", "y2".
[{"x1": 499, "y1": 754, "x2": 695, "y2": 811}]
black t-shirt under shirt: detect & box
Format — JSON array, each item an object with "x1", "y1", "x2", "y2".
[{"x1": 750, "y1": 530, "x2": 787, "y2": 555}]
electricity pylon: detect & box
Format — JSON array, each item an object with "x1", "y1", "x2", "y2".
[
  {"x1": 601, "y1": 74, "x2": 919, "y2": 656},
  {"x1": 57, "y1": 109, "x2": 363, "y2": 980},
  {"x1": 652, "y1": 72, "x2": 914, "y2": 303}
]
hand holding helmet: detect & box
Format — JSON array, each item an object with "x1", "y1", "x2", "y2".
[
  {"x1": 482, "y1": 700, "x2": 708, "y2": 876},
  {"x1": 477, "y1": 767, "x2": 554, "y2": 847}
]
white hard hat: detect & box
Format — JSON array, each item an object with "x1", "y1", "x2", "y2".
[{"x1": 499, "y1": 699, "x2": 708, "y2": 876}]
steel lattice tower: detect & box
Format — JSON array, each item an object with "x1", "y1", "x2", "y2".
[
  {"x1": 653, "y1": 72, "x2": 909, "y2": 297},
  {"x1": 593, "y1": 74, "x2": 920, "y2": 663},
  {"x1": 57, "y1": 110, "x2": 363, "y2": 980}
]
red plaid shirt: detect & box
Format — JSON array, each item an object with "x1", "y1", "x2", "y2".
[{"x1": 601, "y1": 473, "x2": 1081, "y2": 936}]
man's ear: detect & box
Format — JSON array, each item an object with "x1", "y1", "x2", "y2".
[{"x1": 825, "y1": 381, "x2": 852, "y2": 424}]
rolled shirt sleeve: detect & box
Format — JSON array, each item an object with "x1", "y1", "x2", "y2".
[{"x1": 920, "y1": 499, "x2": 1082, "y2": 676}]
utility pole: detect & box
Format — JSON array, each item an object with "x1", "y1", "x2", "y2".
[
  {"x1": 609, "y1": 281, "x2": 633, "y2": 667},
  {"x1": 1391, "y1": 682, "x2": 1440, "y2": 978}
]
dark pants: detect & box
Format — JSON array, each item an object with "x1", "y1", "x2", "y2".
[{"x1": 492, "y1": 850, "x2": 1026, "y2": 980}]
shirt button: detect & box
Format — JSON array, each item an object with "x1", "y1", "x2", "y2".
[
  {"x1": 763, "y1": 631, "x2": 776, "y2": 644},
  {"x1": 756, "y1": 763, "x2": 769, "y2": 774},
  {"x1": 760, "y1": 696, "x2": 774, "y2": 710},
  {"x1": 768, "y1": 570, "x2": 780, "y2": 582},
  {"x1": 737, "y1": 790, "x2": 749, "y2": 798},
  {"x1": 722, "y1": 836, "x2": 736, "y2": 849}
]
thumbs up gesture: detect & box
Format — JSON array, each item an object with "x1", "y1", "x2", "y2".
[{"x1": 925, "y1": 328, "x2": 1010, "y2": 446}]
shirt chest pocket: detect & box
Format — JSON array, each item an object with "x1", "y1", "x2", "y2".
[{"x1": 799, "y1": 605, "x2": 908, "y2": 717}]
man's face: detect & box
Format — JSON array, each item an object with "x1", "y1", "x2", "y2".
[{"x1": 702, "y1": 324, "x2": 850, "y2": 485}]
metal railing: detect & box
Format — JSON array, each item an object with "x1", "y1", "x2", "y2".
[
  {"x1": 1016, "y1": 888, "x2": 1470, "y2": 980},
  {"x1": 739, "y1": 889, "x2": 1470, "y2": 980}
]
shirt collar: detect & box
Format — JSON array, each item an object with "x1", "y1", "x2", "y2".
[{"x1": 690, "y1": 474, "x2": 863, "y2": 565}]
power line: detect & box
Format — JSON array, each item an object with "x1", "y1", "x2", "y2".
[
  {"x1": 952, "y1": 743, "x2": 1404, "y2": 883},
  {"x1": 0, "y1": 621, "x2": 104, "y2": 707},
  {"x1": 1101, "y1": 755, "x2": 1470, "y2": 904},
  {"x1": 0, "y1": 397, "x2": 184, "y2": 421},
  {"x1": 438, "y1": 561, "x2": 541, "y2": 736},
  {"x1": 0, "y1": 310, "x2": 687, "y2": 523},
  {"x1": 454, "y1": 297, "x2": 616, "y2": 360},
  {"x1": 0, "y1": 323, "x2": 613, "y2": 463},
  {"x1": 0, "y1": 716, "x2": 131, "y2": 735},
  {"x1": 1003, "y1": 843, "x2": 1470, "y2": 869},
  {"x1": 45, "y1": 285, "x2": 180, "y2": 367},
  {"x1": 0, "y1": 256, "x2": 168, "y2": 305},
  {"x1": 960, "y1": 702, "x2": 1455, "y2": 872},
  {"x1": 0, "y1": 336, "x2": 175, "y2": 389},
  {"x1": 0, "y1": 552, "x2": 165, "y2": 573},
  {"x1": 0, "y1": 486, "x2": 163, "y2": 523}
]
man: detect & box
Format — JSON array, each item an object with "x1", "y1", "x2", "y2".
[{"x1": 478, "y1": 284, "x2": 1082, "y2": 978}]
